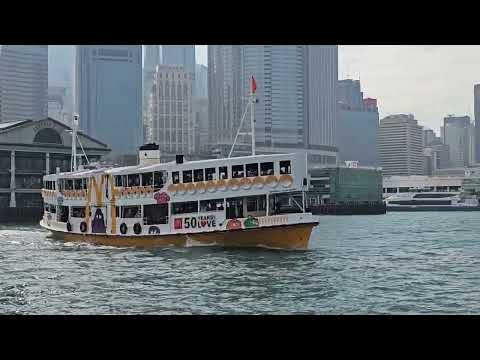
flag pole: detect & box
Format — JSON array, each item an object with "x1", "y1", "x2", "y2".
[{"x1": 250, "y1": 76, "x2": 256, "y2": 156}]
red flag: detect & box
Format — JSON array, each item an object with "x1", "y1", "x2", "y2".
[{"x1": 251, "y1": 76, "x2": 257, "y2": 94}]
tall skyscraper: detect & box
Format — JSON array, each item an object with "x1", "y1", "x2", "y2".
[
  {"x1": 146, "y1": 65, "x2": 194, "y2": 154},
  {"x1": 48, "y1": 45, "x2": 75, "y2": 119},
  {"x1": 161, "y1": 46, "x2": 195, "y2": 93},
  {"x1": 337, "y1": 79, "x2": 379, "y2": 166},
  {"x1": 239, "y1": 45, "x2": 338, "y2": 164},
  {"x1": 208, "y1": 45, "x2": 243, "y2": 144},
  {"x1": 0, "y1": 45, "x2": 48, "y2": 123},
  {"x1": 75, "y1": 45, "x2": 142, "y2": 160},
  {"x1": 378, "y1": 114, "x2": 424, "y2": 176},
  {"x1": 475, "y1": 84, "x2": 480, "y2": 164},
  {"x1": 443, "y1": 115, "x2": 475, "y2": 168},
  {"x1": 195, "y1": 64, "x2": 208, "y2": 99},
  {"x1": 144, "y1": 45, "x2": 160, "y2": 72},
  {"x1": 143, "y1": 45, "x2": 161, "y2": 140}
]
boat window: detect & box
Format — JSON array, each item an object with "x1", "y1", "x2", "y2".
[
  {"x1": 398, "y1": 187, "x2": 410, "y2": 193},
  {"x1": 121, "y1": 206, "x2": 142, "y2": 218},
  {"x1": 65, "y1": 179, "x2": 74, "y2": 190},
  {"x1": 58, "y1": 206, "x2": 69, "y2": 223},
  {"x1": 386, "y1": 188, "x2": 397, "y2": 193},
  {"x1": 115, "y1": 206, "x2": 120, "y2": 218},
  {"x1": 280, "y1": 160, "x2": 291, "y2": 175},
  {"x1": 205, "y1": 168, "x2": 216, "y2": 181},
  {"x1": 115, "y1": 175, "x2": 123, "y2": 187},
  {"x1": 183, "y1": 170, "x2": 193, "y2": 183},
  {"x1": 219, "y1": 166, "x2": 228, "y2": 180},
  {"x1": 154, "y1": 172, "x2": 164, "y2": 189},
  {"x1": 128, "y1": 174, "x2": 140, "y2": 187},
  {"x1": 194, "y1": 169, "x2": 204, "y2": 182},
  {"x1": 232, "y1": 165, "x2": 245, "y2": 178},
  {"x1": 226, "y1": 197, "x2": 244, "y2": 219},
  {"x1": 172, "y1": 171, "x2": 180, "y2": 184},
  {"x1": 246, "y1": 195, "x2": 266, "y2": 212},
  {"x1": 71, "y1": 207, "x2": 86, "y2": 218},
  {"x1": 413, "y1": 193, "x2": 455, "y2": 199},
  {"x1": 450, "y1": 186, "x2": 460, "y2": 191},
  {"x1": 142, "y1": 172, "x2": 153, "y2": 186},
  {"x1": 144, "y1": 204, "x2": 169, "y2": 224},
  {"x1": 44, "y1": 204, "x2": 49, "y2": 212},
  {"x1": 74, "y1": 179, "x2": 82, "y2": 190},
  {"x1": 436, "y1": 186, "x2": 448, "y2": 192},
  {"x1": 49, "y1": 204, "x2": 56, "y2": 213},
  {"x1": 246, "y1": 163, "x2": 259, "y2": 177},
  {"x1": 172, "y1": 201, "x2": 198, "y2": 215},
  {"x1": 200, "y1": 199, "x2": 224, "y2": 212},
  {"x1": 260, "y1": 162, "x2": 274, "y2": 176}
]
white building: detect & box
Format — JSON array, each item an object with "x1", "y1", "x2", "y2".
[
  {"x1": 147, "y1": 65, "x2": 194, "y2": 155},
  {"x1": 378, "y1": 114, "x2": 424, "y2": 176},
  {"x1": 383, "y1": 175, "x2": 464, "y2": 197},
  {"x1": 0, "y1": 45, "x2": 48, "y2": 123}
]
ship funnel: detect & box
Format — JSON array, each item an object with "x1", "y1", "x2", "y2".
[{"x1": 139, "y1": 143, "x2": 161, "y2": 166}]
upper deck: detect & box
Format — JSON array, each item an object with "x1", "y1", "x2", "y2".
[{"x1": 42, "y1": 152, "x2": 308, "y2": 207}]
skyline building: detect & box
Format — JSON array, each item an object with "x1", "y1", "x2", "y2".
[
  {"x1": 337, "y1": 79, "x2": 379, "y2": 166},
  {"x1": 195, "y1": 63, "x2": 208, "y2": 99},
  {"x1": 207, "y1": 45, "x2": 243, "y2": 144},
  {"x1": 75, "y1": 45, "x2": 143, "y2": 161},
  {"x1": 0, "y1": 45, "x2": 48, "y2": 123},
  {"x1": 378, "y1": 114, "x2": 424, "y2": 176},
  {"x1": 443, "y1": 115, "x2": 475, "y2": 168},
  {"x1": 161, "y1": 46, "x2": 195, "y2": 93},
  {"x1": 475, "y1": 84, "x2": 480, "y2": 164},
  {"x1": 239, "y1": 45, "x2": 338, "y2": 165},
  {"x1": 146, "y1": 65, "x2": 194, "y2": 154}
]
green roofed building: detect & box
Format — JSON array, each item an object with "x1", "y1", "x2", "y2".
[{"x1": 307, "y1": 165, "x2": 385, "y2": 215}]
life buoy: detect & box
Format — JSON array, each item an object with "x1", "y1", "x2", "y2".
[
  {"x1": 133, "y1": 223, "x2": 142, "y2": 235},
  {"x1": 120, "y1": 223, "x2": 128, "y2": 235},
  {"x1": 66, "y1": 222, "x2": 72, "y2": 232},
  {"x1": 80, "y1": 221, "x2": 87, "y2": 233}
]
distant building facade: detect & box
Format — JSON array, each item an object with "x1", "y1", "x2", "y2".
[
  {"x1": 378, "y1": 114, "x2": 424, "y2": 176},
  {"x1": 443, "y1": 115, "x2": 475, "y2": 168},
  {"x1": 48, "y1": 86, "x2": 72, "y2": 124},
  {"x1": 161, "y1": 45, "x2": 195, "y2": 92},
  {"x1": 194, "y1": 97, "x2": 208, "y2": 152},
  {"x1": 337, "y1": 79, "x2": 379, "y2": 166},
  {"x1": 195, "y1": 64, "x2": 208, "y2": 99},
  {"x1": 475, "y1": 84, "x2": 480, "y2": 164},
  {"x1": 207, "y1": 45, "x2": 243, "y2": 144},
  {"x1": 146, "y1": 65, "x2": 194, "y2": 154},
  {"x1": 75, "y1": 45, "x2": 143, "y2": 161},
  {"x1": 0, "y1": 45, "x2": 48, "y2": 123},
  {"x1": 48, "y1": 45, "x2": 75, "y2": 117},
  {"x1": 238, "y1": 45, "x2": 338, "y2": 165}
]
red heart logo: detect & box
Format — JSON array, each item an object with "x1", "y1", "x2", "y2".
[{"x1": 201, "y1": 220, "x2": 207, "y2": 227}]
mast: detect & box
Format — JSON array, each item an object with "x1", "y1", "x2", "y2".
[
  {"x1": 71, "y1": 113, "x2": 79, "y2": 172},
  {"x1": 250, "y1": 76, "x2": 256, "y2": 156}
]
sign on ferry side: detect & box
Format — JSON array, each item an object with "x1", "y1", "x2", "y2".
[{"x1": 174, "y1": 215, "x2": 217, "y2": 230}]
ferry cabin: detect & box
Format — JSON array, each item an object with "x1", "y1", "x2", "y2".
[{"x1": 41, "y1": 153, "x2": 308, "y2": 237}]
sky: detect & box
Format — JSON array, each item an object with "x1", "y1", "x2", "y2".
[{"x1": 196, "y1": 45, "x2": 480, "y2": 134}]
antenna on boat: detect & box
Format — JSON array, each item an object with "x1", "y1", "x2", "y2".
[
  {"x1": 229, "y1": 76, "x2": 257, "y2": 158},
  {"x1": 71, "y1": 113, "x2": 79, "y2": 172}
]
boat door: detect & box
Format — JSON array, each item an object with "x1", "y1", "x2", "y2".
[
  {"x1": 226, "y1": 197, "x2": 244, "y2": 219},
  {"x1": 91, "y1": 206, "x2": 108, "y2": 233}
]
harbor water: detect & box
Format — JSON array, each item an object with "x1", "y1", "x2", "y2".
[{"x1": 1, "y1": 212, "x2": 480, "y2": 314}]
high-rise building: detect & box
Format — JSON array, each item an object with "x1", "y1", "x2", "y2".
[
  {"x1": 195, "y1": 64, "x2": 208, "y2": 99},
  {"x1": 475, "y1": 84, "x2": 480, "y2": 164},
  {"x1": 207, "y1": 45, "x2": 243, "y2": 144},
  {"x1": 75, "y1": 45, "x2": 142, "y2": 160},
  {"x1": 0, "y1": 45, "x2": 48, "y2": 123},
  {"x1": 443, "y1": 115, "x2": 475, "y2": 168},
  {"x1": 143, "y1": 45, "x2": 161, "y2": 140},
  {"x1": 378, "y1": 114, "x2": 424, "y2": 176},
  {"x1": 238, "y1": 45, "x2": 338, "y2": 165},
  {"x1": 194, "y1": 97, "x2": 209, "y2": 152},
  {"x1": 337, "y1": 79, "x2": 379, "y2": 166},
  {"x1": 146, "y1": 65, "x2": 194, "y2": 154},
  {"x1": 144, "y1": 45, "x2": 160, "y2": 72},
  {"x1": 48, "y1": 86, "x2": 72, "y2": 124},
  {"x1": 48, "y1": 45, "x2": 75, "y2": 117},
  {"x1": 161, "y1": 46, "x2": 195, "y2": 92}
]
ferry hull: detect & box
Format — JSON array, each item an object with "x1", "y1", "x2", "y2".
[{"x1": 46, "y1": 222, "x2": 318, "y2": 250}]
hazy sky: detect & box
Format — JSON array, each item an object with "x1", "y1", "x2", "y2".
[{"x1": 196, "y1": 45, "x2": 480, "y2": 134}]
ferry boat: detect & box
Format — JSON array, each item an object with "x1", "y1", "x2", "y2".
[
  {"x1": 385, "y1": 191, "x2": 480, "y2": 211},
  {"x1": 39, "y1": 79, "x2": 319, "y2": 249}
]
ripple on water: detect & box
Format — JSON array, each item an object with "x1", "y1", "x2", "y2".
[{"x1": 1, "y1": 212, "x2": 480, "y2": 314}]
